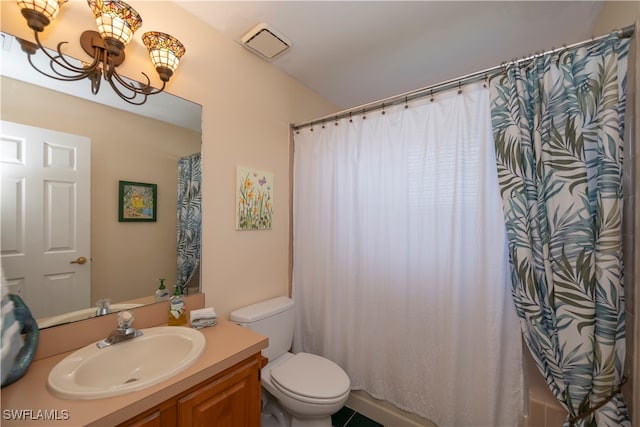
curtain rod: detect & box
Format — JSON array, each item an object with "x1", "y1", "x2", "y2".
[{"x1": 292, "y1": 24, "x2": 635, "y2": 131}]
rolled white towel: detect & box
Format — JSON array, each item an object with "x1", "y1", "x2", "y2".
[{"x1": 190, "y1": 307, "x2": 217, "y2": 329}]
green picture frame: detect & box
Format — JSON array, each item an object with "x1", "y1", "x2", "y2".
[{"x1": 118, "y1": 180, "x2": 157, "y2": 222}]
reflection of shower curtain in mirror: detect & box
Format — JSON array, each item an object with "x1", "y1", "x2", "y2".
[{"x1": 177, "y1": 153, "x2": 202, "y2": 293}]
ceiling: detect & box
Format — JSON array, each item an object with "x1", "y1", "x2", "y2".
[{"x1": 175, "y1": 1, "x2": 605, "y2": 110}]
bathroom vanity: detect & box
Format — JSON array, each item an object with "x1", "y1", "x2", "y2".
[
  {"x1": 120, "y1": 352, "x2": 262, "y2": 426},
  {"x1": 0, "y1": 299, "x2": 268, "y2": 426}
]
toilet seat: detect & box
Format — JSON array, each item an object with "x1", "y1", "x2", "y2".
[{"x1": 270, "y1": 352, "x2": 350, "y2": 404}]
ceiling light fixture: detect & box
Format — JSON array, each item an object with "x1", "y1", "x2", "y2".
[{"x1": 16, "y1": 0, "x2": 186, "y2": 105}]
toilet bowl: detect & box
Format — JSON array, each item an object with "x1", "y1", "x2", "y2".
[
  {"x1": 230, "y1": 297, "x2": 351, "y2": 427},
  {"x1": 265, "y1": 352, "x2": 350, "y2": 423}
]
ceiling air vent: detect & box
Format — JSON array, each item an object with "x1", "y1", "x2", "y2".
[{"x1": 241, "y1": 23, "x2": 291, "y2": 61}]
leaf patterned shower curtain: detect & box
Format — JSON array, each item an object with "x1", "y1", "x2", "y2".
[
  {"x1": 490, "y1": 34, "x2": 630, "y2": 426},
  {"x1": 177, "y1": 153, "x2": 201, "y2": 292}
]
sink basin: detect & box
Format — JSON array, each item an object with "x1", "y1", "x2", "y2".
[
  {"x1": 48, "y1": 326, "x2": 205, "y2": 399},
  {"x1": 37, "y1": 303, "x2": 144, "y2": 328}
]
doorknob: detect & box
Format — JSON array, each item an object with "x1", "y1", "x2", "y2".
[{"x1": 70, "y1": 256, "x2": 88, "y2": 265}]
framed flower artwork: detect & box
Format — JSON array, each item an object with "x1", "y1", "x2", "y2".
[
  {"x1": 236, "y1": 166, "x2": 273, "y2": 230},
  {"x1": 118, "y1": 180, "x2": 157, "y2": 222}
]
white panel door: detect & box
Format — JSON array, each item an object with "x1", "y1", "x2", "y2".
[{"x1": 1, "y1": 120, "x2": 90, "y2": 319}]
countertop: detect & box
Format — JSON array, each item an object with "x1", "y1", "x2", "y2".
[{"x1": 0, "y1": 318, "x2": 268, "y2": 426}]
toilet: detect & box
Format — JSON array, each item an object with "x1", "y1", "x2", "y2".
[{"x1": 230, "y1": 296, "x2": 350, "y2": 427}]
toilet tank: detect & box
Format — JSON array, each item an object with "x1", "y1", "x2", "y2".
[{"x1": 229, "y1": 296, "x2": 295, "y2": 362}]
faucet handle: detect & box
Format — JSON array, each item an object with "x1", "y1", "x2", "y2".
[
  {"x1": 117, "y1": 311, "x2": 135, "y2": 330},
  {"x1": 95, "y1": 298, "x2": 111, "y2": 316},
  {"x1": 96, "y1": 298, "x2": 111, "y2": 308}
]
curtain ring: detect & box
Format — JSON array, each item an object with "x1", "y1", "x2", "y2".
[
  {"x1": 321, "y1": 120, "x2": 325, "y2": 129},
  {"x1": 430, "y1": 90, "x2": 434, "y2": 102},
  {"x1": 483, "y1": 74, "x2": 488, "y2": 88},
  {"x1": 349, "y1": 112, "x2": 353, "y2": 123},
  {"x1": 457, "y1": 81, "x2": 462, "y2": 95},
  {"x1": 334, "y1": 116, "x2": 339, "y2": 126},
  {"x1": 404, "y1": 96, "x2": 409, "y2": 109},
  {"x1": 362, "y1": 108, "x2": 366, "y2": 120},
  {"x1": 381, "y1": 102, "x2": 386, "y2": 115}
]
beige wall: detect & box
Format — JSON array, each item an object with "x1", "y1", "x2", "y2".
[
  {"x1": 592, "y1": 1, "x2": 639, "y2": 34},
  {"x1": 0, "y1": 1, "x2": 337, "y2": 319},
  {"x1": 1, "y1": 76, "x2": 202, "y2": 305}
]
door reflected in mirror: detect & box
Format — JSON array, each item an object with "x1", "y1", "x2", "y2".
[{"x1": 1, "y1": 32, "x2": 202, "y2": 329}]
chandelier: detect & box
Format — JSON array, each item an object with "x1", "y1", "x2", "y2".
[{"x1": 16, "y1": 0, "x2": 186, "y2": 105}]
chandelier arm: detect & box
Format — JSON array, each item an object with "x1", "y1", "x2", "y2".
[
  {"x1": 112, "y1": 70, "x2": 166, "y2": 96},
  {"x1": 141, "y1": 78, "x2": 166, "y2": 95},
  {"x1": 89, "y1": 69, "x2": 102, "y2": 95},
  {"x1": 112, "y1": 70, "x2": 150, "y2": 93},
  {"x1": 106, "y1": 76, "x2": 150, "y2": 105},
  {"x1": 49, "y1": 53, "x2": 98, "y2": 80},
  {"x1": 106, "y1": 69, "x2": 154, "y2": 104},
  {"x1": 102, "y1": 51, "x2": 116, "y2": 81},
  {"x1": 110, "y1": 71, "x2": 150, "y2": 99},
  {"x1": 33, "y1": 31, "x2": 98, "y2": 75},
  {"x1": 25, "y1": 53, "x2": 93, "y2": 82},
  {"x1": 49, "y1": 45, "x2": 104, "y2": 82}
]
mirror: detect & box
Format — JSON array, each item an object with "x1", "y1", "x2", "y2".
[{"x1": 0, "y1": 32, "x2": 202, "y2": 329}]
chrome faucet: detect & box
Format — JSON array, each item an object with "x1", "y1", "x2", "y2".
[
  {"x1": 96, "y1": 311, "x2": 143, "y2": 348},
  {"x1": 95, "y1": 299, "x2": 111, "y2": 317}
]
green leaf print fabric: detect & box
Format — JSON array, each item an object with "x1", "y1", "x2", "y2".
[
  {"x1": 177, "y1": 153, "x2": 201, "y2": 292},
  {"x1": 489, "y1": 34, "x2": 630, "y2": 426}
]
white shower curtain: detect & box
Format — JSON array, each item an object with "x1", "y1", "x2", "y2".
[{"x1": 292, "y1": 83, "x2": 523, "y2": 426}]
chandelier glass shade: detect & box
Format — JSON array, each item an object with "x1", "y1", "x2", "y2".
[
  {"x1": 17, "y1": 0, "x2": 67, "y2": 31},
  {"x1": 142, "y1": 31, "x2": 186, "y2": 82},
  {"x1": 88, "y1": 0, "x2": 142, "y2": 49},
  {"x1": 17, "y1": 0, "x2": 63, "y2": 19},
  {"x1": 16, "y1": 0, "x2": 186, "y2": 105}
]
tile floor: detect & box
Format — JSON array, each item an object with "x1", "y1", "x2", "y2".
[{"x1": 332, "y1": 406, "x2": 384, "y2": 427}]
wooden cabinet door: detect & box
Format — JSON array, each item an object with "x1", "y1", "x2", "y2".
[
  {"x1": 118, "y1": 400, "x2": 176, "y2": 427},
  {"x1": 177, "y1": 355, "x2": 261, "y2": 427}
]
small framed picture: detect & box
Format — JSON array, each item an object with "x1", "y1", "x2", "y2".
[{"x1": 118, "y1": 181, "x2": 157, "y2": 222}]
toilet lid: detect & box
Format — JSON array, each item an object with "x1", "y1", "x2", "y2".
[{"x1": 270, "y1": 353, "x2": 350, "y2": 400}]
